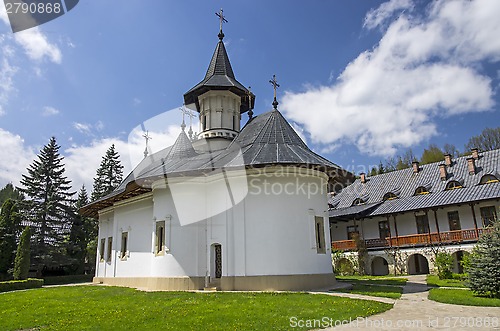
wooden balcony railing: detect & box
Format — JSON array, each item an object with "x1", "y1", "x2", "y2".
[{"x1": 332, "y1": 228, "x2": 488, "y2": 251}]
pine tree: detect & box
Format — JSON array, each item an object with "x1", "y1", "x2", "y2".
[
  {"x1": 13, "y1": 226, "x2": 31, "y2": 280},
  {"x1": 67, "y1": 186, "x2": 94, "y2": 274},
  {"x1": 91, "y1": 144, "x2": 124, "y2": 201},
  {"x1": 467, "y1": 220, "x2": 500, "y2": 298},
  {"x1": 0, "y1": 199, "x2": 21, "y2": 277},
  {"x1": 19, "y1": 137, "x2": 75, "y2": 268}
]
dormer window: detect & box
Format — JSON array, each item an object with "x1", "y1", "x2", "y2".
[
  {"x1": 414, "y1": 186, "x2": 430, "y2": 195},
  {"x1": 383, "y1": 192, "x2": 398, "y2": 201},
  {"x1": 352, "y1": 198, "x2": 365, "y2": 206},
  {"x1": 480, "y1": 174, "x2": 499, "y2": 184},
  {"x1": 445, "y1": 181, "x2": 463, "y2": 190}
]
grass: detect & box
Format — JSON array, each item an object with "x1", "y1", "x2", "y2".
[
  {"x1": 336, "y1": 275, "x2": 407, "y2": 286},
  {"x1": 334, "y1": 284, "x2": 403, "y2": 299},
  {"x1": 426, "y1": 274, "x2": 467, "y2": 288},
  {"x1": 429, "y1": 288, "x2": 500, "y2": 307},
  {"x1": 0, "y1": 286, "x2": 392, "y2": 331}
]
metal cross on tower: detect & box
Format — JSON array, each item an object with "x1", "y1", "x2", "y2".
[
  {"x1": 181, "y1": 105, "x2": 196, "y2": 140},
  {"x1": 215, "y1": 8, "x2": 228, "y2": 39},
  {"x1": 142, "y1": 130, "x2": 152, "y2": 158},
  {"x1": 269, "y1": 74, "x2": 280, "y2": 109}
]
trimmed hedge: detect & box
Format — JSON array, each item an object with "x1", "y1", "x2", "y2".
[
  {"x1": 0, "y1": 278, "x2": 43, "y2": 293},
  {"x1": 43, "y1": 274, "x2": 94, "y2": 285}
]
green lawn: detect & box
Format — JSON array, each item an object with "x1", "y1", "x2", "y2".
[
  {"x1": 336, "y1": 275, "x2": 407, "y2": 286},
  {"x1": 429, "y1": 288, "x2": 500, "y2": 307},
  {"x1": 334, "y1": 284, "x2": 403, "y2": 299},
  {"x1": 426, "y1": 275, "x2": 467, "y2": 288},
  {"x1": 0, "y1": 286, "x2": 392, "y2": 331}
]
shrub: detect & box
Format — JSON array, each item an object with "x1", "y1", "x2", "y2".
[
  {"x1": 435, "y1": 252, "x2": 453, "y2": 279},
  {"x1": 13, "y1": 227, "x2": 30, "y2": 280},
  {"x1": 43, "y1": 274, "x2": 94, "y2": 285},
  {"x1": 466, "y1": 220, "x2": 500, "y2": 298},
  {"x1": 0, "y1": 278, "x2": 43, "y2": 293}
]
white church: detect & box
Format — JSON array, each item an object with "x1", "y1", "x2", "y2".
[{"x1": 81, "y1": 14, "x2": 352, "y2": 291}]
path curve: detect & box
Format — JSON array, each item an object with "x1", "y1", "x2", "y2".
[{"x1": 318, "y1": 275, "x2": 500, "y2": 331}]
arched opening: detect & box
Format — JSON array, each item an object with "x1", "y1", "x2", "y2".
[
  {"x1": 480, "y1": 174, "x2": 499, "y2": 184},
  {"x1": 445, "y1": 181, "x2": 463, "y2": 190},
  {"x1": 407, "y1": 254, "x2": 429, "y2": 275},
  {"x1": 371, "y1": 256, "x2": 389, "y2": 276},
  {"x1": 414, "y1": 186, "x2": 430, "y2": 195},
  {"x1": 334, "y1": 258, "x2": 355, "y2": 276},
  {"x1": 451, "y1": 250, "x2": 469, "y2": 274},
  {"x1": 383, "y1": 192, "x2": 398, "y2": 201},
  {"x1": 352, "y1": 198, "x2": 365, "y2": 206}
]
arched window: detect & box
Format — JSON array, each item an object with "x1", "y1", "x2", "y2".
[
  {"x1": 480, "y1": 174, "x2": 499, "y2": 184},
  {"x1": 446, "y1": 181, "x2": 463, "y2": 190},
  {"x1": 414, "y1": 186, "x2": 430, "y2": 195},
  {"x1": 383, "y1": 192, "x2": 398, "y2": 201},
  {"x1": 352, "y1": 198, "x2": 365, "y2": 206}
]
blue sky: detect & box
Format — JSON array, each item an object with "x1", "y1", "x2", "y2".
[{"x1": 0, "y1": 0, "x2": 499, "y2": 191}]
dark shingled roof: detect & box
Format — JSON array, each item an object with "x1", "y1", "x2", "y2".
[
  {"x1": 183, "y1": 40, "x2": 253, "y2": 112},
  {"x1": 80, "y1": 109, "x2": 353, "y2": 217},
  {"x1": 329, "y1": 149, "x2": 500, "y2": 219}
]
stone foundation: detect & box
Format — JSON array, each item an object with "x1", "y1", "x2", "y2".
[{"x1": 93, "y1": 273, "x2": 337, "y2": 291}]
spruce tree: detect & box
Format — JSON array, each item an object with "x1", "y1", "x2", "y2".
[
  {"x1": 13, "y1": 226, "x2": 31, "y2": 280},
  {"x1": 0, "y1": 199, "x2": 21, "y2": 277},
  {"x1": 91, "y1": 144, "x2": 124, "y2": 201},
  {"x1": 67, "y1": 186, "x2": 94, "y2": 274},
  {"x1": 19, "y1": 137, "x2": 75, "y2": 268},
  {"x1": 467, "y1": 220, "x2": 500, "y2": 298},
  {"x1": 0, "y1": 183, "x2": 24, "y2": 206}
]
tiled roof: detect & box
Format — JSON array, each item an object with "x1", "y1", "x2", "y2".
[
  {"x1": 183, "y1": 40, "x2": 251, "y2": 110},
  {"x1": 81, "y1": 109, "x2": 353, "y2": 217},
  {"x1": 329, "y1": 149, "x2": 500, "y2": 219}
]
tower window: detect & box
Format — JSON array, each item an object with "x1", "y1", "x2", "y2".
[
  {"x1": 155, "y1": 221, "x2": 165, "y2": 256},
  {"x1": 106, "y1": 237, "x2": 113, "y2": 262},
  {"x1": 314, "y1": 216, "x2": 326, "y2": 254}
]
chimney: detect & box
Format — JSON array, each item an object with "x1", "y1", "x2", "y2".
[
  {"x1": 471, "y1": 148, "x2": 479, "y2": 160},
  {"x1": 467, "y1": 157, "x2": 476, "y2": 175},
  {"x1": 360, "y1": 173, "x2": 366, "y2": 183},
  {"x1": 444, "y1": 154, "x2": 452, "y2": 167},
  {"x1": 439, "y1": 164, "x2": 447, "y2": 181},
  {"x1": 412, "y1": 161, "x2": 420, "y2": 173}
]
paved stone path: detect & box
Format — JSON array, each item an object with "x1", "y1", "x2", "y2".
[{"x1": 318, "y1": 275, "x2": 500, "y2": 331}]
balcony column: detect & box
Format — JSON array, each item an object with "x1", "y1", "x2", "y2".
[
  {"x1": 425, "y1": 210, "x2": 431, "y2": 243},
  {"x1": 392, "y1": 214, "x2": 399, "y2": 246},
  {"x1": 470, "y1": 203, "x2": 479, "y2": 237},
  {"x1": 386, "y1": 215, "x2": 392, "y2": 247},
  {"x1": 433, "y1": 209, "x2": 441, "y2": 242}
]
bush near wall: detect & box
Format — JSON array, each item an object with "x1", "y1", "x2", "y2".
[
  {"x1": 43, "y1": 274, "x2": 93, "y2": 285},
  {"x1": 0, "y1": 278, "x2": 43, "y2": 293}
]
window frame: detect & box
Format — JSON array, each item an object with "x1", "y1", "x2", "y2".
[
  {"x1": 106, "y1": 237, "x2": 113, "y2": 262},
  {"x1": 346, "y1": 225, "x2": 359, "y2": 240},
  {"x1": 99, "y1": 238, "x2": 105, "y2": 262},
  {"x1": 480, "y1": 206, "x2": 498, "y2": 227},
  {"x1": 415, "y1": 214, "x2": 430, "y2": 234},
  {"x1": 155, "y1": 221, "x2": 166, "y2": 256},
  {"x1": 447, "y1": 211, "x2": 461, "y2": 231},
  {"x1": 480, "y1": 174, "x2": 499, "y2": 184},
  {"x1": 120, "y1": 232, "x2": 129, "y2": 260},
  {"x1": 378, "y1": 220, "x2": 391, "y2": 239},
  {"x1": 314, "y1": 216, "x2": 326, "y2": 254},
  {"x1": 383, "y1": 192, "x2": 398, "y2": 201},
  {"x1": 445, "y1": 181, "x2": 463, "y2": 190}
]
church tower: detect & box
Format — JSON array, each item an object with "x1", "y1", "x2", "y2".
[{"x1": 183, "y1": 9, "x2": 255, "y2": 150}]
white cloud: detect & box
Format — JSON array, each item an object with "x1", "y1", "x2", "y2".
[
  {"x1": 364, "y1": 0, "x2": 413, "y2": 30},
  {"x1": 42, "y1": 106, "x2": 60, "y2": 116},
  {"x1": 73, "y1": 121, "x2": 105, "y2": 136},
  {"x1": 0, "y1": 129, "x2": 35, "y2": 187},
  {"x1": 133, "y1": 97, "x2": 141, "y2": 106},
  {"x1": 0, "y1": 57, "x2": 17, "y2": 116},
  {"x1": 0, "y1": 5, "x2": 61, "y2": 64},
  {"x1": 282, "y1": 0, "x2": 500, "y2": 157}
]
